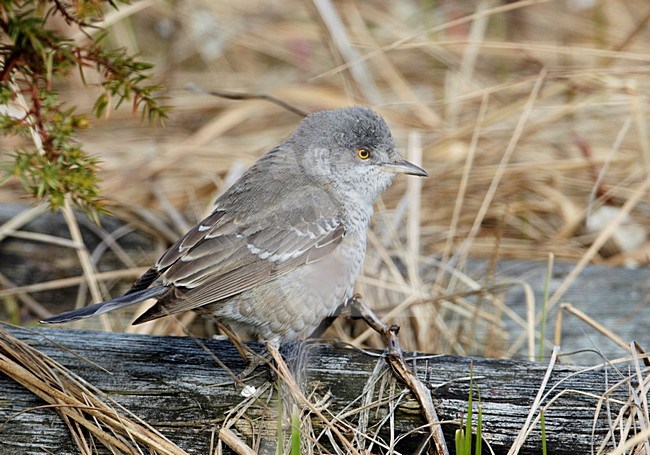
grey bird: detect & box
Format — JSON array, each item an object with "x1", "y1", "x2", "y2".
[{"x1": 41, "y1": 106, "x2": 427, "y2": 345}]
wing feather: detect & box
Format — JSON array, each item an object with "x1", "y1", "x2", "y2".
[{"x1": 134, "y1": 177, "x2": 346, "y2": 324}]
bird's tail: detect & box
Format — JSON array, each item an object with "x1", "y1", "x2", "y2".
[{"x1": 40, "y1": 286, "x2": 169, "y2": 324}]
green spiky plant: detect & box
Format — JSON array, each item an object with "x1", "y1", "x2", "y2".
[
  {"x1": 290, "y1": 404, "x2": 301, "y2": 455},
  {"x1": 0, "y1": 0, "x2": 168, "y2": 219},
  {"x1": 455, "y1": 362, "x2": 483, "y2": 455}
]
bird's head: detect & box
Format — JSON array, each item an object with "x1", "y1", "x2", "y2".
[{"x1": 290, "y1": 106, "x2": 427, "y2": 204}]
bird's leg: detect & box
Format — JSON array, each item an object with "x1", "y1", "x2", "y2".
[
  {"x1": 308, "y1": 299, "x2": 372, "y2": 339},
  {"x1": 216, "y1": 322, "x2": 250, "y2": 361},
  {"x1": 308, "y1": 314, "x2": 339, "y2": 339},
  {"x1": 308, "y1": 302, "x2": 359, "y2": 338},
  {"x1": 216, "y1": 322, "x2": 270, "y2": 379},
  {"x1": 347, "y1": 294, "x2": 396, "y2": 339},
  {"x1": 237, "y1": 350, "x2": 274, "y2": 380},
  {"x1": 346, "y1": 294, "x2": 449, "y2": 455}
]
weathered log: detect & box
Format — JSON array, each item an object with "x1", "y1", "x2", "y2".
[
  {"x1": 1, "y1": 203, "x2": 648, "y2": 364},
  {"x1": 463, "y1": 259, "x2": 650, "y2": 364},
  {"x1": 0, "y1": 203, "x2": 158, "y2": 319},
  {"x1": 0, "y1": 326, "x2": 644, "y2": 454}
]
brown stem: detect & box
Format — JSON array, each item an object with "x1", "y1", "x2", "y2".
[{"x1": 347, "y1": 295, "x2": 449, "y2": 455}]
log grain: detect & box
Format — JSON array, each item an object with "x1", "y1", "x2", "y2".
[{"x1": 0, "y1": 326, "x2": 644, "y2": 454}]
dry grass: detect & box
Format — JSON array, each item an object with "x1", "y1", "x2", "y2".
[
  {"x1": 2, "y1": 0, "x2": 650, "y2": 453},
  {"x1": 0, "y1": 324, "x2": 186, "y2": 454}
]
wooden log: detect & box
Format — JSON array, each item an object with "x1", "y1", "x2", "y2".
[
  {"x1": 0, "y1": 203, "x2": 158, "y2": 316},
  {"x1": 462, "y1": 259, "x2": 650, "y2": 363},
  {"x1": 0, "y1": 326, "x2": 644, "y2": 454},
  {"x1": 1, "y1": 203, "x2": 648, "y2": 363}
]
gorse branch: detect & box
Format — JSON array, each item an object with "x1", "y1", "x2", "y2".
[{"x1": 0, "y1": 0, "x2": 168, "y2": 216}]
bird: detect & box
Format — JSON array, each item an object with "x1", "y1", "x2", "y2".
[{"x1": 41, "y1": 106, "x2": 427, "y2": 345}]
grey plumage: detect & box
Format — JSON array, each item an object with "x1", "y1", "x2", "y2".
[{"x1": 41, "y1": 106, "x2": 427, "y2": 343}]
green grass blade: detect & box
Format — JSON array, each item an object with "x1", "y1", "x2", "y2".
[
  {"x1": 291, "y1": 405, "x2": 301, "y2": 455},
  {"x1": 475, "y1": 391, "x2": 482, "y2": 455},
  {"x1": 465, "y1": 362, "x2": 473, "y2": 451},
  {"x1": 455, "y1": 428, "x2": 466, "y2": 454}
]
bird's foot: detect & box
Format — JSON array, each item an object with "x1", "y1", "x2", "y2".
[
  {"x1": 215, "y1": 322, "x2": 274, "y2": 380},
  {"x1": 237, "y1": 349, "x2": 275, "y2": 381}
]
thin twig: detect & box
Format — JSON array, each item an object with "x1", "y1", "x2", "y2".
[
  {"x1": 185, "y1": 83, "x2": 310, "y2": 117},
  {"x1": 0, "y1": 273, "x2": 52, "y2": 319},
  {"x1": 348, "y1": 296, "x2": 449, "y2": 455},
  {"x1": 218, "y1": 427, "x2": 257, "y2": 455},
  {"x1": 0, "y1": 268, "x2": 149, "y2": 300}
]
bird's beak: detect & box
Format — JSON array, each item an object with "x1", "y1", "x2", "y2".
[{"x1": 382, "y1": 158, "x2": 428, "y2": 177}]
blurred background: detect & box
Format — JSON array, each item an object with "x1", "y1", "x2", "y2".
[{"x1": 2, "y1": 0, "x2": 649, "y2": 362}]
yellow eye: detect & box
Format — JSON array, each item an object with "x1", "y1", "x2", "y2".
[{"x1": 356, "y1": 148, "x2": 371, "y2": 160}]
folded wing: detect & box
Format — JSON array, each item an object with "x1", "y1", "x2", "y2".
[{"x1": 133, "y1": 181, "x2": 345, "y2": 324}]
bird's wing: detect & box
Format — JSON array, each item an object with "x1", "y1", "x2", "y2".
[{"x1": 133, "y1": 182, "x2": 345, "y2": 323}]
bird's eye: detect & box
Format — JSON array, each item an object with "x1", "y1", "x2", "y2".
[{"x1": 356, "y1": 148, "x2": 371, "y2": 160}]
